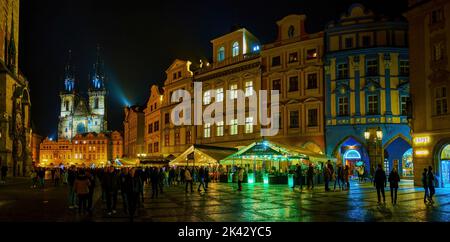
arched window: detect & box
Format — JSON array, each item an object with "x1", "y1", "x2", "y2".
[
  {"x1": 218, "y1": 47, "x2": 225, "y2": 62},
  {"x1": 94, "y1": 98, "x2": 99, "y2": 109},
  {"x1": 232, "y1": 42, "x2": 239, "y2": 57},
  {"x1": 64, "y1": 101, "x2": 69, "y2": 112}
]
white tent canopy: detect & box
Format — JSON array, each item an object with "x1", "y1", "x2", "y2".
[{"x1": 170, "y1": 145, "x2": 238, "y2": 167}]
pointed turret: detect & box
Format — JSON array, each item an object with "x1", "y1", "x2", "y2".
[
  {"x1": 7, "y1": 11, "x2": 16, "y2": 73},
  {"x1": 91, "y1": 45, "x2": 105, "y2": 90},
  {"x1": 64, "y1": 50, "x2": 75, "y2": 92}
]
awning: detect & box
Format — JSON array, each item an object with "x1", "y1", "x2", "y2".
[
  {"x1": 140, "y1": 157, "x2": 170, "y2": 166},
  {"x1": 170, "y1": 145, "x2": 238, "y2": 167}
]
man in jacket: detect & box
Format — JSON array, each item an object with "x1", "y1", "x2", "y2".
[
  {"x1": 67, "y1": 166, "x2": 77, "y2": 209},
  {"x1": 197, "y1": 167, "x2": 207, "y2": 192},
  {"x1": 237, "y1": 167, "x2": 244, "y2": 192},
  {"x1": 185, "y1": 168, "x2": 193, "y2": 193},
  {"x1": 427, "y1": 166, "x2": 435, "y2": 204},
  {"x1": 307, "y1": 164, "x2": 314, "y2": 190},
  {"x1": 102, "y1": 166, "x2": 119, "y2": 215},
  {"x1": 422, "y1": 168, "x2": 429, "y2": 204},
  {"x1": 374, "y1": 164, "x2": 387, "y2": 204},
  {"x1": 388, "y1": 167, "x2": 400, "y2": 205}
]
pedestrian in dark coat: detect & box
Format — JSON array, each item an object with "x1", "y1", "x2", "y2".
[
  {"x1": 86, "y1": 169, "x2": 96, "y2": 213},
  {"x1": 307, "y1": 164, "x2": 314, "y2": 190},
  {"x1": 427, "y1": 166, "x2": 435, "y2": 204},
  {"x1": 150, "y1": 168, "x2": 159, "y2": 198},
  {"x1": 334, "y1": 164, "x2": 343, "y2": 191},
  {"x1": 102, "y1": 167, "x2": 120, "y2": 215},
  {"x1": 124, "y1": 168, "x2": 142, "y2": 222},
  {"x1": 422, "y1": 168, "x2": 429, "y2": 204},
  {"x1": 197, "y1": 167, "x2": 207, "y2": 192},
  {"x1": 374, "y1": 164, "x2": 387, "y2": 204},
  {"x1": 388, "y1": 168, "x2": 400, "y2": 205}
]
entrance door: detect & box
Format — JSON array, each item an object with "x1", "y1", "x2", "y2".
[{"x1": 442, "y1": 160, "x2": 450, "y2": 188}]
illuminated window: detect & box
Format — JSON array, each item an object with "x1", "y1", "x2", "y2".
[
  {"x1": 218, "y1": 47, "x2": 225, "y2": 62},
  {"x1": 368, "y1": 95, "x2": 379, "y2": 115},
  {"x1": 245, "y1": 81, "x2": 253, "y2": 97},
  {"x1": 400, "y1": 60, "x2": 409, "y2": 76},
  {"x1": 164, "y1": 134, "x2": 169, "y2": 147},
  {"x1": 230, "y1": 119, "x2": 238, "y2": 135},
  {"x1": 337, "y1": 63, "x2": 349, "y2": 79},
  {"x1": 216, "y1": 88, "x2": 224, "y2": 102},
  {"x1": 401, "y1": 96, "x2": 410, "y2": 116},
  {"x1": 306, "y1": 49, "x2": 318, "y2": 60},
  {"x1": 186, "y1": 131, "x2": 191, "y2": 144},
  {"x1": 204, "y1": 123, "x2": 211, "y2": 138},
  {"x1": 289, "y1": 52, "x2": 298, "y2": 63},
  {"x1": 338, "y1": 96, "x2": 349, "y2": 116},
  {"x1": 217, "y1": 121, "x2": 224, "y2": 137},
  {"x1": 203, "y1": 90, "x2": 211, "y2": 105},
  {"x1": 435, "y1": 86, "x2": 448, "y2": 115},
  {"x1": 245, "y1": 117, "x2": 253, "y2": 134},
  {"x1": 230, "y1": 84, "x2": 238, "y2": 99},
  {"x1": 232, "y1": 42, "x2": 239, "y2": 57},
  {"x1": 175, "y1": 132, "x2": 180, "y2": 145}
]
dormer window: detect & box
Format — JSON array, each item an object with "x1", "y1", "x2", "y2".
[
  {"x1": 306, "y1": 49, "x2": 318, "y2": 60},
  {"x1": 218, "y1": 47, "x2": 225, "y2": 62},
  {"x1": 232, "y1": 42, "x2": 239, "y2": 57},
  {"x1": 288, "y1": 25, "x2": 295, "y2": 39}
]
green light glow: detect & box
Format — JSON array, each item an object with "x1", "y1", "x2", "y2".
[
  {"x1": 228, "y1": 172, "x2": 233, "y2": 183},
  {"x1": 247, "y1": 173, "x2": 255, "y2": 184},
  {"x1": 263, "y1": 173, "x2": 269, "y2": 184},
  {"x1": 288, "y1": 174, "x2": 294, "y2": 187}
]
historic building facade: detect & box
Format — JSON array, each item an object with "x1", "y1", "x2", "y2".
[
  {"x1": 39, "y1": 131, "x2": 123, "y2": 167},
  {"x1": 261, "y1": 15, "x2": 325, "y2": 153},
  {"x1": 160, "y1": 60, "x2": 195, "y2": 157},
  {"x1": 325, "y1": 4, "x2": 412, "y2": 176},
  {"x1": 193, "y1": 28, "x2": 262, "y2": 149},
  {"x1": 123, "y1": 105, "x2": 145, "y2": 158},
  {"x1": 144, "y1": 85, "x2": 163, "y2": 157},
  {"x1": 406, "y1": 0, "x2": 450, "y2": 187},
  {"x1": 58, "y1": 49, "x2": 108, "y2": 141},
  {"x1": 0, "y1": 0, "x2": 33, "y2": 176}
]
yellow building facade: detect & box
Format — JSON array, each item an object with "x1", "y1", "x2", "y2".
[
  {"x1": 144, "y1": 85, "x2": 163, "y2": 157},
  {"x1": 262, "y1": 15, "x2": 325, "y2": 152},
  {"x1": 406, "y1": 0, "x2": 450, "y2": 187}
]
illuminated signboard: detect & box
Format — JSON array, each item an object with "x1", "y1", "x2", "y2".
[
  {"x1": 415, "y1": 149, "x2": 429, "y2": 156},
  {"x1": 414, "y1": 137, "x2": 430, "y2": 145}
]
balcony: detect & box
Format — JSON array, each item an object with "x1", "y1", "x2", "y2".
[{"x1": 195, "y1": 52, "x2": 260, "y2": 75}]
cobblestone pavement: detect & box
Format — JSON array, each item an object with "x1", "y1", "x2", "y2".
[
  {"x1": 89, "y1": 180, "x2": 450, "y2": 222},
  {"x1": 1, "y1": 178, "x2": 449, "y2": 222}
]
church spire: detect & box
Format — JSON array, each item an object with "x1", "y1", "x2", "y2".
[
  {"x1": 64, "y1": 50, "x2": 75, "y2": 92},
  {"x1": 7, "y1": 6, "x2": 16, "y2": 73},
  {"x1": 92, "y1": 45, "x2": 105, "y2": 90}
]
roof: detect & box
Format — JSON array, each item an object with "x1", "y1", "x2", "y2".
[{"x1": 170, "y1": 145, "x2": 238, "y2": 166}]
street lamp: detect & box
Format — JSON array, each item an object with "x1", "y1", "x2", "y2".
[
  {"x1": 376, "y1": 127, "x2": 383, "y2": 140},
  {"x1": 364, "y1": 130, "x2": 370, "y2": 140}
]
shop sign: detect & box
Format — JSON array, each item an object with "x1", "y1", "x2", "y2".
[
  {"x1": 415, "y1": 149, "x2": 429, "y2": 156},
  {"x1": 414, "y1": 136, "x2": 430, "y2": 146}
]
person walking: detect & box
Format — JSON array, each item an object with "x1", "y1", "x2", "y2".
[
  {"x1": 38, "y1": 168, "x2": 46, "y2": 189},
  {"x1": 197, "y1": 167, "x2": 207, "y2": 192},
  {"x1": 73, "y1": 170, "x2": 91, "y2": 214},
  {"x1": 422, "y1": 168, "x2": 429, "y2": 204},
  {"x1": 30, "y1": 168, "x2": 38, "y2": 189},
  {"x1": 102, "y1": 167, "x2": 119, "y2": 215},
  {"x1": 0, "y1": 159, "x2": 7, "y2": 183},
  {"x1": 54, "y1": 168, "x2": 61, "y2": 187},
  {"x1": 324, "y1": 164, "x2": 331, "y2": 192},
  {"x1": 307, "y1": 164, "x2": 314, "y2": 190},
  {"x1": 204, "y1": 167, "x2": 210, "y2": 189},
  {"x1": 124, "y1": 168, "x2": 142, "y2": 222},
  {"x1": 293, "y1": 164, "x2": 304, "y2": 191},
  {"x1": 374, "y1": 164, "x2": 387, "y2": 204},
  {"x1": 158, "y1": 168, "x2": 165, "y2": 194},
  {"x1": 388, "y1": 167, "x2": 400, "y2": 205},
  {"x1": 119, "y1": 168, "x2": 129, "y2": 214},
  {"x1": 67, "y1": 166, "x2": 77, "y2": 209},
  {"x1": 334, "y1": 164, "x2": 343, "y2": 191},
  {"x1": 343, "y1": 165, "x2": 350, "y2": 191},
  {"x1": 427, "y1": 166, "x2": 435, "y2": 204},
  {"x1": 150, "y1": 167, "x2": 159, "y2": 198},
  {"x1": 185, "y1": 167, "x2": 194, "y2": 193},
  {"x1": 86, "y1": 169, "x2": 96, "y2": 214},
  {"x1": 237, "y1": 167, "x2": 244, "y2": 192}
]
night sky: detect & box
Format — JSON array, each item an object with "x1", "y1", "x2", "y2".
[{"x1": 19, "y1": 0, "x2": 408, "y2": 138}]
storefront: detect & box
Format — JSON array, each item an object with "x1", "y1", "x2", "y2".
[
  {"x1": 439, "y1": 144, "x2": 450, "y2": 188},
  {"x1": 220, "y1": 140, "x2": 334, "y2": 185},
  {"x1": 169, "y1": 144, "x2": 238, "y2": 167}
]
